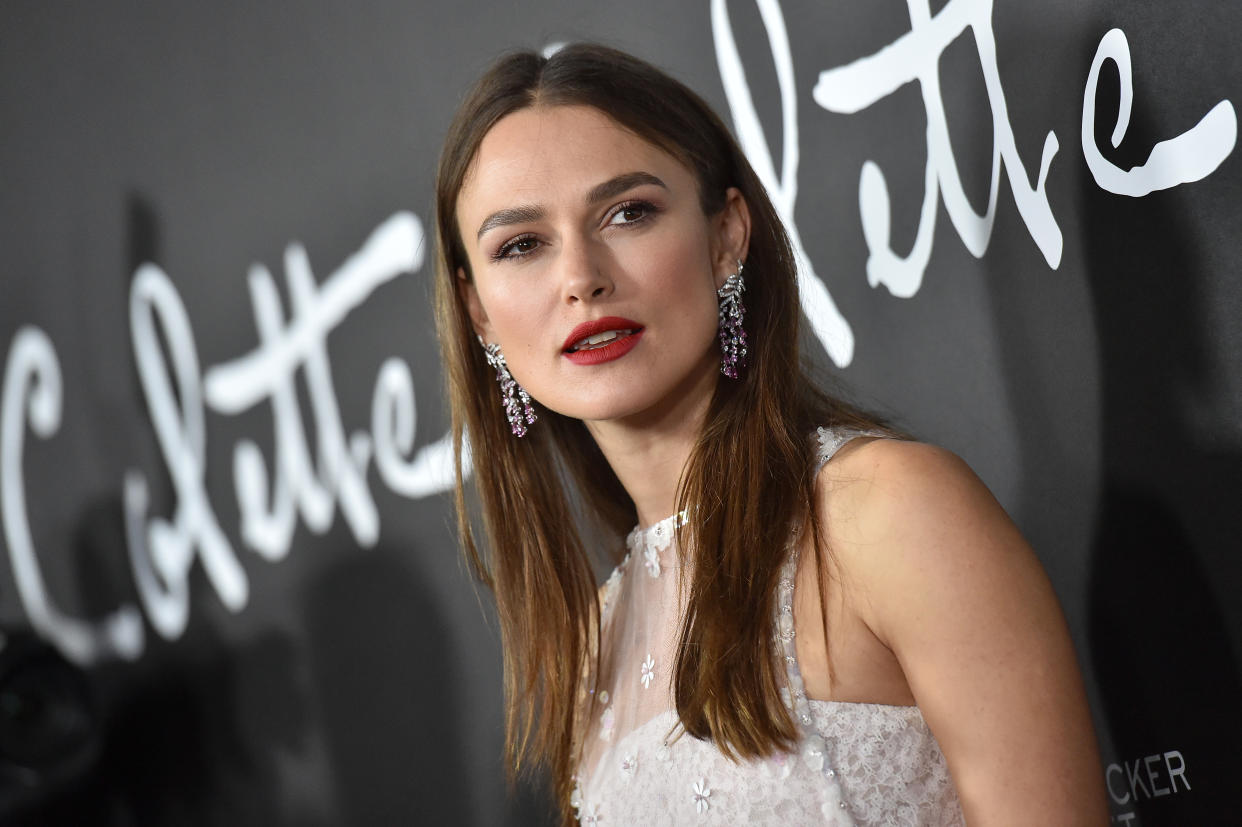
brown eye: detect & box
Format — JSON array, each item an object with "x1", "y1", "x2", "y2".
[
  {"x1": 494, "y1": 234, "x2": 540, "y2": 260},
  {"x1": 606, "y1": 200, "x2": 655, "y2": 226}
]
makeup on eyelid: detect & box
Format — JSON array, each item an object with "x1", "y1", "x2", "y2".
[{"x1": 487, "y1": 199, "x2": 661, "y2": 262}]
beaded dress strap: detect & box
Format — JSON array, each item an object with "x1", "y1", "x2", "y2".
[
  {"x1": 814, "y1": 426, "x2": 887, "y2": 473},
  {"x1": 773, "y1": 427, "x2": 887, "y2": 825}
]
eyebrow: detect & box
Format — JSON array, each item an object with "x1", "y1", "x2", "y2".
[
  {"x1": 586, "y1": 171, "x2": 667, "y2": 204},
  {"x1": 474, "y1": 171, "x2": 668, "y2": 241},
  {"x1": 475, "y1": 205, "x2": 544, "y2": 241}
]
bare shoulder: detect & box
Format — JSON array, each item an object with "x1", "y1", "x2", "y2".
[
  {"x1": 816, "y1": 438, "x2": 1009, "y2": 565},
  {"x1": 817, "y1": 436, "x2": 989, "y2": 509},
  {"x1": 815, "y1": 437, "x2": 1042, "y2": 647},
  {"x1": 814, "y1": 437, "x2": 1108, "y2": 822}
]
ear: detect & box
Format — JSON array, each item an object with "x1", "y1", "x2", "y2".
[
  {"x1": 456, "y1": 266, "x2": 494, "y2": 341},
  {"x1": 711, "y1": 187, "x2": 752, "y2": 290}
]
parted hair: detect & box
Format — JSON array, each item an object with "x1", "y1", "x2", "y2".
[{"x1": 433, "y1": 43, "x2": 883, "y2": 824}]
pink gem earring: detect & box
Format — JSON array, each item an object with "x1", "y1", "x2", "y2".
[
  {"x1": 716, "y1": 260, "x2": 747, "y2": 379},
  {"x1": 478, "y1": 336, "x2": 536, "y2": 437}
]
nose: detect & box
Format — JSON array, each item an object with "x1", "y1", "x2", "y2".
[{"x1": 558, "y1": 237, "x2": 614, "y2": 304}]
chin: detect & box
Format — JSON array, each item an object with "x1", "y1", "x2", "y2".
[
  {"x1": 552, "y1": 383, "x2": 711, "y2": 428},
  {"x1": 531, "y1": 352, "x2": 719, "y2": 425},
  {"x1": 533, "y1": 385, "x2": 650, "y2": 421},
  {"x1": 550, "y1": 400, "x2": 655, "y2": 425}
]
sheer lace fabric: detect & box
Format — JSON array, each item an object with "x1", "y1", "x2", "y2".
[{"x1": 573, "y1": 428, "x2": 965, "y2": 825}]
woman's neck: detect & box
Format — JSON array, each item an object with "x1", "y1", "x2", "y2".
[{"x1": 584, "y1": 354, "x2": 718, "y2": 529}]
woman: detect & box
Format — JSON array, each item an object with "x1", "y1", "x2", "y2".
[{"x1": 434, "y1": 44, "x2": 1106, "y2": 825}]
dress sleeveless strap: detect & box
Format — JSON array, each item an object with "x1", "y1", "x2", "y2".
[
  {"x1": 776, "y1": 533, "x2": 855, "y2": 823},
  {"x1": 814, "y1": 426, "x2": 886, "y2": 472},
  {"x1": 769, "y1": 427, "x2": 891, "y2": 824}
]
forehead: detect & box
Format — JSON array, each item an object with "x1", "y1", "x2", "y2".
[{"x1": 457, "y1": 105, "x2": 691, "y2": 219}]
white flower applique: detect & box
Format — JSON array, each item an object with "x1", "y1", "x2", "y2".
[
  {"x1": 655, "y1": 739, "x2": 673, "y2": 762},
  {"x1": 650, "y1": 516, "x2": 671, "y2": 547},
  {"x1": 692, "y1": 778, "x2": 712, "y2": 814},
  {"x1": 630, "y1": 508, "x2": 689, "y2": 578},
  {"x1": 599, "y1": 704, "x2": 615, "y2": 741},
  {"x1": 570, "y1": 777, "x2": 583, "y2": 812},
  {"x1": 619, "y1": 753, "x2": 638, "y2": 781},
  {"x1": 643, "y1": 544, "x2": 661, "y2": 578},
  {"x1": 640, "y1": 654, "x2": 656, "y2": 689},
  {"x1": 579, "y1": 802, "x2": 602, "y2": 825},
  {"x1": 601, "y1": 564, "x2": 624, "y2": 614}
]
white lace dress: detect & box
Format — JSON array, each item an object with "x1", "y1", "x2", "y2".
[{"x1": 572, "y1": 428, "x2": 965, "y2": 825}]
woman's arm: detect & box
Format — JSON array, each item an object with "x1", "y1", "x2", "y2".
[{"x1": 821, "y1": 440, "x2": 1108, "y2": 825}]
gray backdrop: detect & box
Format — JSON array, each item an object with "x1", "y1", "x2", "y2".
[{"x1": 0, "y1": 1, "x2": 1238, "y2": 824}]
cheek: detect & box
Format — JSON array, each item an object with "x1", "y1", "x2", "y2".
[
  {"x1": 636, "y1": 234, "x2": 718, "y2": 324},
  {"x1": 474, "y1": 275, "x2": 552, "y2": 348}
]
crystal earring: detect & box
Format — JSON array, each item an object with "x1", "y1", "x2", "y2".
[
  {"x1": 478, "y1": 336, "x2": 536, "y2": 437},
  {"x1": 716, "y1": 260, "x2": 747, "y2": 379}
]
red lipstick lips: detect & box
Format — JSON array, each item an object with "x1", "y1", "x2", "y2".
[{"x1": 562, "y1": 316, "x2": 644, "y2": 366}]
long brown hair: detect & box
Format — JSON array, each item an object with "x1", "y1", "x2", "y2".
[{"x1": 433, "y1": 43, "x2": 883, "y2": 822}]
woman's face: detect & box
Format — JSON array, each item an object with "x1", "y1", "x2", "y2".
[{"x1": 455, "y1": 104, "x2": 749, "y2": 428}]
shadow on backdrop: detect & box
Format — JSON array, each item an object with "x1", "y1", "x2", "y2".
[
  {"x1": 1082, "y1": 54, "x2": 1242, "y2": 826},
  {"x1": 302, "y1": 544, "x2": 476, "y2": 825}
]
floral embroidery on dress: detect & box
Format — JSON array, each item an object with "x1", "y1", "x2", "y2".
[
  {"x1": 692, "y1": 778, "x2": 712, "y2": 814},
  {"x1": 800, "y1": 732, "x2": 827, "y2": 771},
  {"x1": 625, "y1": 509, "x2": 690, "y2": 579},
  {"x1": 601, "y1": 563, "x2": 625, "y2": 613},
  {"x1": 762, "y1": 750, "x2": 793, "y2": 780},
  {"x1": 573, "y1": 430, "x2": 964, "y2": 827},
  {"x1": 777, "y1": 607, "x2": 794, "y2": 642},
  {"x1": 815, "y1": 425, "x2": 850, "y2": 467},
  {"x1": 649, "y1": 515, "x2": 673, "y2": 549},
  {"x1": 599, "y1": 704, "x2": 615, "y2": 741},
  {"x1": 655, "y1": 739, "x2": 672, "y2": 762},
  {"x1": 643, "y1": 545, "x2": 661, "y2": 578}
]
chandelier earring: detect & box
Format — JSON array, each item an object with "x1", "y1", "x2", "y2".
[
  {"x1": 716, "y1": 259, "x2": 748, "y2": 379},
  {"x1": 478, "y1": 336, "x2": 537, "y2": 437}
]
